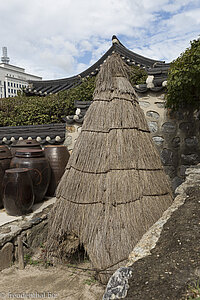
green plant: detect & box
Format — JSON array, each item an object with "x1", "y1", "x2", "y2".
[
  {"x1": 39, "y1": 242, "x2": 45, "y2": 249},
  {"x1": 24, "y1": 253, "x2": 51, "y2": 268},
  {"x1": 0, "y1": 63, "x2": 147, "y2": 127},
  {"x1": 166, "y1": 38, "x2": 200, "y2": 110},
  {"x1": 186, "y1": 281, "x2": 200, "y2": 299},
  {"x1": 84, "y1": 277, "x2": 97, "y2": 286},
  {"x1": 24, "y1": 254, "x2": 39, "y2": 265},
  {"x1": 0, "y1": 76, "x2": 96, "y2": 127},
  {"x1": 129, "y1": 65, "x2": 148, "y2": 85}
]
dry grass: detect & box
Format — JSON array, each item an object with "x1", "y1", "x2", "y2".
[{"x1": 46, "y1": 53, "x2": 173, "y2": 283}]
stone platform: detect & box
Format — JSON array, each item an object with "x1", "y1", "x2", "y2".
[{"x1": 0, "y1": 197, "x2": 56, "y2": 270}]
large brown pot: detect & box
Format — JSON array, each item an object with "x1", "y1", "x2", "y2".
[
  {"x1": 10, "y1": 149, "x2": 51, "y2": 203},
  {"x1": 2, "y1": 168, "x2": 34, "y2": 216},
  {"x1": 10, "y1": 139, "x2": 42, "y2": 156},
  {"x1": 0, "y1": 145, "x2": 12, "y2": 209},
  {"x1": 44, "y1": 145, "x2": 70, "y2": 196},
  {"x1": 0, "y1": 164, "x2": 4, "y2": 208},
  {"x1": 0, "y1": 145, "x2": 12, "y2": 171}
]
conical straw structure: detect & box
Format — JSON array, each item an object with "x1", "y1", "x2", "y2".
[{"x1": 46, "y1": 53, "x2": 173, "y2": 283}]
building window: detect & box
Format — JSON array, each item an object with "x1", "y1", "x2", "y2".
[
  {"x1": 14, "y1": 83, "x2": 15, "y2": 87},
  {"x1": 11, "y1": 82, "x2": 13, "y2": 87},
  {"x1": 14, "y1": 89, "x2": 16, "y2": 94},
  {"x1": 8, "y1": 88, "x2": 10, "y2": 93},
  {"x1": 8, "y1": 82, "x2": 10, "y2": 86},
  {"x1": 11, "y1": 89, "x2": 13, "y2": 93},
  {"x1": 19, "y1": 84, "x2": 21, "y2": 88},
  {"x1": 17, "y1": 84, "x2": 18, "y2": 88}
]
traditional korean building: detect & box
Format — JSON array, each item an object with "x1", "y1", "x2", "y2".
[{"x1": 25, "y1": 36, "x2": 169, "y2": 97}]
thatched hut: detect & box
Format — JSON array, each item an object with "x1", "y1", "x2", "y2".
[{"x1": 46, "y1": 53, "x2": 173, "y2": 283}]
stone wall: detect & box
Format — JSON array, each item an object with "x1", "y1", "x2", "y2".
[
  {"x1": 64, "y1": 124, "x2": 82, "y2": 152},
  {"x1": 64, "y1": 91, "x2": 200, "y2": 191},
  {"x1": 0, "y1": 198, "x2": 55, "y2": 271},
  {"x1": 138, "y1": 91, "x2": 200, "y2": 190}
]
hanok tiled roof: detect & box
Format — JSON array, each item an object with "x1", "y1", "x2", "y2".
[
  {"x1": 64, "y1": 101, "x2": 92, "y2": 124},
  {"x1": 0, "y1": 123, "x2": 66, "y2": 145},
  {"x1": 25, "y1": 36, "x2": 170, "y2": 96}
]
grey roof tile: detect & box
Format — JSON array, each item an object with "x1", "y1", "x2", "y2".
[{"x1": 25, "y1": 36, "x2": 170, "y2": 96}]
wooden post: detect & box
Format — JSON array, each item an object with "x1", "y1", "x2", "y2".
[{"x1": 17, "y1": 236, "x2": 24, "y2": 269}]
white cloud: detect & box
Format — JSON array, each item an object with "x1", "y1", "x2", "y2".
[
  {"x1": 0, "y1": 0, "x2": 199, "y2": 79},
  {"x1": 75, "y1": 62, "x2": 89, "y2": 75}
]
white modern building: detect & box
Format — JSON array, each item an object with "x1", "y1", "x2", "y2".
[{"x1": 0, "y1": 47, "x2": 42, "y2": 98}]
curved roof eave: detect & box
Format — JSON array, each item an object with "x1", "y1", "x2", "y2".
[{"x1": 25, "y1": 36, "x2": 169, "y2": 96}]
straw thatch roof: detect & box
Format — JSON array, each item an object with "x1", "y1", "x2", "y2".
[{"x1": 46, "y1": 53, "x2": 173, "y2": 283}]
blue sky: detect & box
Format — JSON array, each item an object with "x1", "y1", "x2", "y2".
[{"x1": 0, "y1": 0, "x2": 199, "y2": 80}]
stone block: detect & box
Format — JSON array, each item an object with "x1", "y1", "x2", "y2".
[
  {"x1": 0, "y1": 242, "x2": 13, "y2": 271},
  {"x1": 152, "y1": 136, "x2": 164, "y2": 146},
  {"x1": 171, "y1": 176, "x2": 184, "y2": 192},
  {"x1": 162, "y1": 122, "x2": 176, "y2": 134},
  {"x1": 146, "y1": 111, "x2": 160, "y2": 120},
  {"x1": 172, "y1": 136, "x2": 180, "y2": 148},
  {"x1": 26, "y1": 220, "x2": 48, "y2": 253},
  {"x1": 103, "y1": 267, "x2": 132, "y2": 300},
  {"x1": 179, "y1": 165, "x2": 190, "y2": 177},
  {"x1": 181, "y1": 153, "x2": 199, "y2": 165},
  {"x1": 164, "y1": 166, "x2": 176, "y2": 178},
  {"x1": 161, "y1": 148, "x2": 175, "y2": 166},
  {"x1": 138, "y1": 101, "x2": 150, "y2": 108},
  {"x1": 155, "y1": 102, "x2": 165, "y2": 108},
  {"x1": 148, "y1": 121, "x2": 158, "y2": 133},
  {"x1": 185, "y1": 136, "x2": 198, "y2": 147}
]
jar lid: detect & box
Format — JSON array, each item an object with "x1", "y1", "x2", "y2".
[
  {"x1": 15, "y1": 149, "x2": 45, "y2": 158},
  {"x1": 11, "y1": 139, "x2": 41, "y2": 148},
  {"x1": 5, "y1": 168, "x2": 30, "y2": 174},
  {"x1": 44, "y1": 145, "x2": 66, "y2": 148}
]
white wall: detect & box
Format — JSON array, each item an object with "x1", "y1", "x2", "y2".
[{"x1": 0, "y1": 63, "x2": 41, "y2": 98}]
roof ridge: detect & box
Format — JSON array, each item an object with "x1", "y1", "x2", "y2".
[{"x1": 25, "y1": 36, "x2": 169, "y2": 96}]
